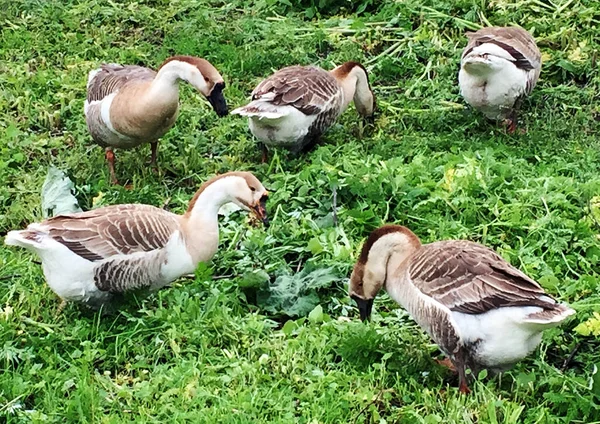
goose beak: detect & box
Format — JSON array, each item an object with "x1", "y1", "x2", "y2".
[
  {"x1": 207, "y1": 82, "x2": 228, "y2": 117},
  {"x1": 251, "y1": 193, "x2": 269, "y2": 227},
  {"x1": 354, "y1": 297, "x2": 374, "y2": 321}
]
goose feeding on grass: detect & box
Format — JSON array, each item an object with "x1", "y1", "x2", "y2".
[
  {"x1": 231, "y1": 61, "x2": 375, "y2": 162},
  {"x1": 349, "y1": 225, "x2": 574, "y2": 393},
  {"x1": 458, "y1": 26, "x2": 541, "y2": 133},
  {"x1": 5, "y1": 172, "x2": 268, "y2": 309},
  {"x1": 84, "y1": 56, "x2": 228, "y2": 185}
]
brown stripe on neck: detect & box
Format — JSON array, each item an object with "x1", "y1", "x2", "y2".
[
  {"x1": 358, "y1": 225, "x2": 420, "y2": 264},
  {"x1": 330, "y1": 61, "x2": 368, "y2": 80}
]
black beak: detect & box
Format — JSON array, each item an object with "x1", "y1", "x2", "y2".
[
  {"x1": 207, "y1": 82, "x2": 228, "y2": 117},
  {"x1": 353, "y1": 297, "x2": 374, "y2": 321},
  {"x1": 251, "y1": 194, "x2": 269, "y2": 227}
]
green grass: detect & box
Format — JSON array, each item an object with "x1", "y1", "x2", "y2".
[{"x1": 1, "y1": 0, "x2": 600, "y2": 422}]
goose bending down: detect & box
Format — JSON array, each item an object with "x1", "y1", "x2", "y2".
[
  {"x1": 5, "y1": 172, "x2": 268, "y2": 309},
  {"x1": 85, "y1": 56, "x2": 228, "y2": 185},
  {"x1": 231, "y1": 62, "x2": 375, "y2": 162},
  {"x1": 458, "y1": 27, "x2": 541, "y2": 133},
  {"x1": 349, "y1": 225, "x2": 574, "y2": 393}
]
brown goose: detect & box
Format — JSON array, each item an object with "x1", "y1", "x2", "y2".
[
  {"x1": 349, "y1": 225, "x2": 574, "y2": 393},
  {"x1": 5, "y1": 172, "x2": 268, "y2": 308},
  {"x1": 84, "y1": 56, "x2": 228, "y2": 184},
  {"x1": 231, "y1": 62, "x2": 375, "y2": 161},
  {"x1": 458, "y1": 27, "x2": 541, "y2": 133}
]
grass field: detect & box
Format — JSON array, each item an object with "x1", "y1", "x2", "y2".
[{"x1": 1, "y1": 0, "x2": 600, "y2": 422}]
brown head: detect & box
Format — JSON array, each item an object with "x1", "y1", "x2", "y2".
[
  {"x1": 186, "y1": 171, "x2": 268, "y2": 225},
  {"x1": 349, "y1": 225, "x2": 421, "y2": 320},
  {"x1": 330, "y1": 61, "x2": 376, "y2": 117},
  {"x1": 159, "y1": 55, "x2": 228, "y2": 116}
]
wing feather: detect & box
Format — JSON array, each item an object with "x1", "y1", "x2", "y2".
[
  {"x1": 40, "y1": 204, "x2": 179, "y2": 261},
  {"x1": 251, "y1": 66, "x2": 340, "y2": 116},
  {"x1": 408, "y1": 240, "x2": 553, "y2": 314},
  {"x1": 87, "y1": 64, "x2": 156, "y2": 103}
]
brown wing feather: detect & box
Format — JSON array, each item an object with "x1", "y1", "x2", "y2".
[
  {"x1": 408, "y1": 240, "x2": 553, "y2": 314},
  {"x1": 251, "y1": 66, "x2": 340, "y2": 116},
  {"x1": 40, "y1": 204, "x2": 179, "y2": 261},
  {"x1": 87, "y1": 64, "x2": 156, "y2": 102}
]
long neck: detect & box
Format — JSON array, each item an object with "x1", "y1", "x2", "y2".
[
  {"x1": 146, "y1": 61, "x2": 199, "y2": 103},
  {"x1": 365, "y1": 233, "x2": 422, "y2": 290},
  {"x1": 180, "y1": 179, "x2": 237, "y2": 264},
  {"x1": 186, "y1": 179, "x2": 236, "y2": 225},
  {"x1": 336, "y1": 67, "x2": 372, "y2": 113}
]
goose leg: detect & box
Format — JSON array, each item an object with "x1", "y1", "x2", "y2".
[
  {"x1": 150, "y1": 142, "x2": 158, "y2": 172},
  {"x1": 454, "y1": 350, "x2": 471, "y2": 394},
  {"x1": 105, "y1": 148, "x2": 119, "y2": 185},
  {"x1": 259, "y1": 142, "x2": 268, "y2": 163}
]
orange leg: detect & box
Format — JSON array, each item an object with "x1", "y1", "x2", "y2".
[{"x1": 105, "y1": 148, "x2": 119, "y2": 185}]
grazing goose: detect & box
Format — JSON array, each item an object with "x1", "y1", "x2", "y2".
[
  {"x1": 85, "y1": 56, "x2": 228, "y2": 185},
  {"x1": 458, "y1": 26, "x2": 541, "y2": 133},
  {"x1": 231, "y1": 61, "x2": 375, "y2": 161},
  {"x1": 5, "y1": 172, "x2": 268, "y2": 309},
  {"x1": 349, "y1": 225, "x2": 574, "y2": 393}
]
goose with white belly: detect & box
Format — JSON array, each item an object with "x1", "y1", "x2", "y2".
[
  {"x1": 231, "y1": 61, "x2": 375, "y2": 161},
  {"x1": 458, "y1": 26, "x2": 541, "y2": 133},
  {"x1": 349, "y1": 225, "x2": 574, "y2": 393},
  {"x1": 5, "y1": 172, "x2": 268, "y2": 309},
  {"x1": 85, "y1": 56, "x2": 228, "y2": 185}
]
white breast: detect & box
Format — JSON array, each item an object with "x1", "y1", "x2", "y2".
[{"x1": 459, "y1": 61, "x2": 528, "y2": 120}]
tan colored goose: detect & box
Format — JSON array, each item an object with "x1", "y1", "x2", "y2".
[
  {"x1": 458, "y1": 27, "x2": 541, "y2": 133},
  {"x1": 349, "y1": 225, "x2": 574, "y2": 393},
  {"x1": 5, "y1": 172, "x2": 267, "y2": 308},
  {"x1": 231, "y1": 62, "x2": 375, "y2": 161},
  {"x1": 85, "y1": 56, "x2": 228, "y2": 184}
]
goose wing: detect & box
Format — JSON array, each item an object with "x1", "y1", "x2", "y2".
[
  {"x1": 463, "y1": 27, "x2": 541, "y2": 93},
  {"x1": 408, "y1": 240, "x2": 553, "y2": 314},
  {"x1": 250, "y1": 66, "x2": 340, "y2": 115},
  {"x1": 86, "y1": 64, "x2": 156, "y2": 103},
  {"x1": 38, "y1": 204, "x2": 180, "y2": 261}
]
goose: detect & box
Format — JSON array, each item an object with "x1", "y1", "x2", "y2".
[
  {"x1": 231, "y1": 61, "x2": 375, "y2": 162},
  {"x1": 5, "y1": 172, "x2": 268, "y2": 309},
  {"x1": 84, "y1": 55, "x2": 228, "y2": 185},
  {"x1": 458, "y1": 26, "x2": 541, "y2": 133},
  {"x1": 349, "y1": 225, "x2": 575, "y2": 393}
]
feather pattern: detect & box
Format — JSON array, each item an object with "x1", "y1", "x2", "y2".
[
  {"x1": 251, "y1": 66, "x2": 341, "y2": 116},
  {"x1": 42, "y1": 204, "x2": 179, "y2": 261},
  {"x1": 462, "y1": 26, "x2": 541, "y2": 95},
  {"x1": 408, "y1": 240, "x2": 550, "y2": 314},
  {"x1": 86, "y1": 64, "x2": 156, "y2": 103}
]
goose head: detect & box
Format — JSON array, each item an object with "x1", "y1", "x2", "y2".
[
  {"x1": 186, "y1": 172, "x2": 269, "y2": 225},
  {"x1": 331, "y1": 61, "x2": 376, "y2": 118},
  {"x1": 158, "y1": 56, "x2": 229, "y2": 116},
  {"x1": 349, "y1": 225, "x2": 421, "y2": 321}
]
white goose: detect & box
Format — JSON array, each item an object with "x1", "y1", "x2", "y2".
[
  {"x1": 5, "y1": 172, "x2": 268, "y2": 308},
  {"x1": 231, "y1": 61, "x2": 375, "y2": 161},
  {"x1": 458, "y1": 26, "x2": 541, "y2": 133},
  {"x1": 349, "y1": 225, "x2": 575, "y2": 393},
  {"x1": 85, "y1": 55, "x2": 228, "y2": 184}
]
